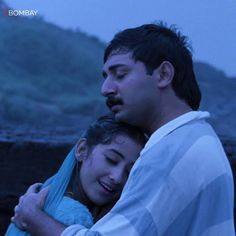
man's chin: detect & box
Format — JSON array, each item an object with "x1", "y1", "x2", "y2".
[
  {"x1": 114, "y1": 111, "x2": 141, "y2": 128},
  {"x1": 113, "y1": 111, "x2": 129, "y2": 123},
  {"x1": 113, "y1": 111, "x2": 124, "y2": 121}
]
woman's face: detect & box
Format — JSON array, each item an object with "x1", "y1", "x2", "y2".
[{"x1": 79, "y1": 134, "x2": 143, "y2": 207}]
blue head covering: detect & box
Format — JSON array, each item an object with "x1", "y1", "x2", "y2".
[{"x1": 5, "y1": 146, "x2": 77, "y2": 235}]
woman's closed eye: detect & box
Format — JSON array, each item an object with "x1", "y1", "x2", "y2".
[{"x1": 105, "y1": 156, "x2": 118, "y2": 165}]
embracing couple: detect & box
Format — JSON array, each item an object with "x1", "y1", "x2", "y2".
[{"x1": 6, "y1": 23, "x2": 235, "y2": 236}]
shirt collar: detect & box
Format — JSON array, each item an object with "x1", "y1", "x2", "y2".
[{"x1": 140, "y1": 111, "x2": 210, "y2": 155}]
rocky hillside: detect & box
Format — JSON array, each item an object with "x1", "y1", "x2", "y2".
[
  {"x1": 0, "y1": 1, "x2": 107, "y2": 137},
  {"x1": 195, "y1": 62, "x2": 236, "y2": 137},
  {"x1": 0, "y1": 1, "x2": 236, "y2": 139}
]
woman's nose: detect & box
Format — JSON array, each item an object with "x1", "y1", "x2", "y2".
[{"x1": 109, "y1": 167, "x2": 125, "y2": 185}]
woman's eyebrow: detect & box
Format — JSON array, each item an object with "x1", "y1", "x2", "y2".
[{"x1": 107, "y1": 148, "x2": 124, "y2": 160}]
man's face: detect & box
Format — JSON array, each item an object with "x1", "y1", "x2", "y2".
[{"x1": 102, "y1": 52, "x2": 159, "y2": 128}]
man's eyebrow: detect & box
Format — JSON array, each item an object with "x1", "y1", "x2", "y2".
[
  {"x1": 102, "y1": 64, "x2": 128, "y2": 78},
  {"x1": 108, "y1": 64, "x2": 127, "y2": 71}
]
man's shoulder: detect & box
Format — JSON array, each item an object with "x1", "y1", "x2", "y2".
[{"x1": 166, "y1": 118, "x2": 219, "y2": 147}]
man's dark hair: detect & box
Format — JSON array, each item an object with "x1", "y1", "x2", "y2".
[
  {"x1": 82, "y1": 114, "x2": 147, "y2": 150},
  {"x1": 104, "y1": 23, "x2": 201, "y2": 110}
]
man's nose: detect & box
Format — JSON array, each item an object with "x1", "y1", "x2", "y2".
[{"x1": 101, "y1": 78, "x2": 117, "y2": 97}]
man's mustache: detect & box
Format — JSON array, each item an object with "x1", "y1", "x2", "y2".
[{"x1": 106, "y1": 97, "x2": 123, "y2": 108}]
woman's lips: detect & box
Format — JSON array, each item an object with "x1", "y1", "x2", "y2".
[{"x1": 99, "y1": 181, "x2": 117, "y2": 195}]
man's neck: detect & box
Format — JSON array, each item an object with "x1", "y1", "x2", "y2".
[{"x1": 146, "y1": 102, "x2": 192, "y2": 135}]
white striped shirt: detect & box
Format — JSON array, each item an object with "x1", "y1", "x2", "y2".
[{"x1": 61, "y1": 111, "x2": 235, "y2": 236}]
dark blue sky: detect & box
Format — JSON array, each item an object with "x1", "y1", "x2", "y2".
[{"x1": 5, "y1": 0, "x2": 236, "y2": 77}]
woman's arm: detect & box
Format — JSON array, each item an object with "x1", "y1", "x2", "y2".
[{"x1": 12, "y1": 184, "x2": 66, "y2": 236}]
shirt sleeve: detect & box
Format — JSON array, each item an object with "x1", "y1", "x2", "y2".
[{"x1": 61, "y1": 225, "x2": 88, "y2": 236}]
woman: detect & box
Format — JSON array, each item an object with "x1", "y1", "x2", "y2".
[{"x1": 6, "y1": 114, "x2": 146, "y2": 235}]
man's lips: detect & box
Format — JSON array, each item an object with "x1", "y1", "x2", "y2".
[
  {"x1": 106, "y1": 97, "x2": 123, "y2": 110},
  {"x1": 110, "y1": 104, "x2": 122, "y2": 112}
]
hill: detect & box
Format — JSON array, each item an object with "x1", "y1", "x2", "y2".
[
  {"x1": 0, "y1": 1, "x2": 108, "y2": 141},
  {"x1": 0, "y1": 2, "x2": 235, "y2": 140},
  {"x1": 195, "y1": 62, "x2": 236, "y2": 137}
]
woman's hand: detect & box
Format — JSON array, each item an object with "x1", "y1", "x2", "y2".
[{"x1": 11, "y1": 183, "x2": 49, "y2": 231}]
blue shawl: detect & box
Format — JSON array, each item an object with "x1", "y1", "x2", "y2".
[{"x1": 5, "y1": 146, "x2": 77, "y2": 235}]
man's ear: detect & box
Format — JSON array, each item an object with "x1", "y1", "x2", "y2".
[
  {"x1": 153, "y1": 61, "x2": 174, "y2": 88},
  {"x1": 75, "y1": 138, "x2": 89, "y2": 161}
]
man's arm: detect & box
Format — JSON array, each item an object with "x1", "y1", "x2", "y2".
[{"x1": 12, "y1": 183, "x2": 66, "y2": 236}]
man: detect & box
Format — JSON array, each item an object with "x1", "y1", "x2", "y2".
[{"x1": 12, "y1": 23, "x2": 235, "y2": 235}]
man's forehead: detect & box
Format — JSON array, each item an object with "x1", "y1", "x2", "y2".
[{"x1": 103, "y1": 52, "x2": 134, "y2": 70}]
